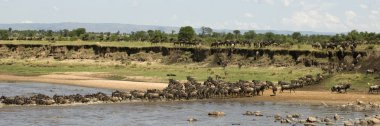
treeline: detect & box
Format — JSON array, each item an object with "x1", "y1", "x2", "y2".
[{"x1": 1, "y1": 26, "x2": 380, "y2": 44}]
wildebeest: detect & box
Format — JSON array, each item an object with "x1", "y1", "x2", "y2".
[
  {"x1": 331, "y1": 83, "x2": 351, "y2": 93},
  {"x1": 366, "y1": 69, "x2": 377, "y2": 75},
  {"x1": 254, "y1": 84, "x2": 266, "y2": 96},
  {"x1": 369, "y1": 85, "x2": 380, "y2": 94},
  {"x1": 278, "y1": 81, "x2": 296, "y2": 93},
  {"x1": 166, "y1": 73, "x2": 176, "y2": 77}
]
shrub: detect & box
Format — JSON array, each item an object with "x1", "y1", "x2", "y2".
[
  {"x1": 165, "y1": 50, "x2": 193, "y2": 64},
  {"x1": 366, "y1": 45, "x2": 375, "y2": 50}
]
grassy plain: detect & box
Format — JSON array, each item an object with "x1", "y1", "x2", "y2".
[{"x1": 0, "y1": 58, "x2": 322, "y2": 83}]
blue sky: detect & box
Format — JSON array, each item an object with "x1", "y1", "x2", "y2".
[{"x1": 0, "y1": 0, "x2": 379, "y2": 32}]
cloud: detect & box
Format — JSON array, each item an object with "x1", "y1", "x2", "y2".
[
  {"x1": 244, "y1": 13, "x2": 254, "y2": 18},
  {"x1": 21, "y1": 20, "x2": 33, "y2": 24},
  {"x1": 281, "y1": 0, "x2": 294, "y2": 7},
  {"x1": 264, "y1": 0, "x2": 274, "y2": 5},
  {"x1": 170, "y1": 14, "x2": 178, "y2": 20},
  {"x1": 131, "y1": 0, "x2": 139, "y2": 7},
  {"x1": 345, "y1": 10, "x2": 356, "y2": 20},
  {"x1": 371, "y1": 10, "x2": 379, "y2": 15},
  {"x1": 360, "y1": 4, "x2": 368, "y2": 9},
  {"x1": 52, "y1": 6, "x2": 60, "y2": 11},
  {"x1": 282, "y1": 10, "x2": 345, "y2": 31},
  {"x1": 233, "y1": 20, "x2": 271, "y2": 30},
  {"x1": 242, "y1": 0, "x2": 273, "y2": 5}
]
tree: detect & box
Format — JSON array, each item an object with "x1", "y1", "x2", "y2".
[
  {"x1": 200, "y1": 26, "x2": 213, "y2": 37},
  {"x1": 46, "y1": 30, "x2": 53, "y2": 37},
  {"x1": 233, "y1": 30, "x2": 241, "y2": 40},
  {"x1": 211, "y1": 32, "x2": 222, "y2": 38},
  {"x1": 264, "y1": 32, "x2": 275, "y2": 42},
  {"x1": 244, "y1": 30, "x2": 256, "y2": 41},
  {"x1": 292, "y1": 32, "x2": 301, "y2": 42},
  {"x1": 330, "y1": 34, "x2": 345, "y2": 43},
  {"x1": 225, "y1": 33, "x2": 234, "y2": 40},
  {"x1": 0, "y1": 30, "x2": 9, "y2": 40},
  {"x1": 133, "y1": 31, "x2": 149, "y2": 41},
  {"x1": 147, "y1": 30, "x2": 154, "y2": 39},
  {"x1": 178, "y1": 26, "x2": 196, "y2": 41},
  {"x1": 62, "y1": 29, "x2": 69, "y2": 37},
  {"x1": 70, "y1": 28, "x2": 86, "y2": 37},
  {"x1": 346, "y1": 30, "x2": 362, "y2": 42}
]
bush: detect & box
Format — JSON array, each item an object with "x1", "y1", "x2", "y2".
[
  {"x1": 165, "y1": 50, "x2": 193, "y2": 64},
  {"x1": 129, "y1": 51, "x2": 162, "y2": 62},
  {"x1": 210, "y1": 53, "x2": 228, "y2": 66},
  {"x1": 121, "y1": 60, "x2": 131, "y2": 66},
  {"x1": 366, "y1": 45, "x2": 375, "y2": 50},
  {"x1": 131, "y1": 63, "x2": 137, "y2": 68}
]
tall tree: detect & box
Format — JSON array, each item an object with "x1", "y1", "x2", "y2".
[
  {"x1": 244, "y1": 30, "x2": 256, "y2": 41},
  {"x1": 70, "y1": 28, "x2": 86, "y2": 37},
  {"x1": 178, "y1": 26, "x2": 196, "y2": 41},
  {"x1": 233, "y1": 30, "x2": 241, "y2": 40},
  {"x1": 346, "y1": 30, "x2": 362, "y2": 42},
  {"x1": 46, "y1": 30, "x2": 53, "y2": 37},
  {"x1": 330, "y1": 34, "x2": 345, "y2": 43},
  {"x1": 0, "y1": 30, "x2": 9, "y2": 40},
  {"x1": 133, "y1": 31, "x2": 149, "y2": 41},
  {"x1": 200, "y1": 26, "x2": 213, "y2": 37},
  {"x1": 264, "y1": 32, "x2": 275, "y2": 42},
  {"x1": 292, "y1": 32, "x2": 301, "y2": 42},
  {"x1": 62, "y1": 29, "x2": 69, "y2": 37},
  {"x1": 225, "y1": 33, "x2": 234, "y2": 40}
]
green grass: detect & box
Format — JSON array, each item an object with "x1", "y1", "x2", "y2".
[
  {"x1": 319, "y1": 72, "x2": 379, "y2": 91},
  {"x1": 0, "y1": 40, "x2": 174, "y2": 47},
  {"x1": 0, "y1": 59, "x2": 322, "y2": 83}
]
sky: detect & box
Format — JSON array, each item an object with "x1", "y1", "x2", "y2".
[{"x1": 0, "y1": 0, "x2": 379, "y2": 32}]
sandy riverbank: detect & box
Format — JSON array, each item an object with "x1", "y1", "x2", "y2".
[
  {"x1": 0, "y1": 73, "x2": 379, "y2": 105},
  {"x1": 0, "y1": 73, "x2": 167, "y2": 90}
]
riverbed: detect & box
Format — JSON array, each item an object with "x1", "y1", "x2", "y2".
[{"x1": 0, "y1": 82, "x2": 378, "y2": 126}]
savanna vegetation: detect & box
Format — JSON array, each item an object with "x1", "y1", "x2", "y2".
[
  {"x1": 0, "y1": 26, "x2": 379, "y2": 92},
  {"x1": 1, "y1": 26, "x2": 380, "y2": 46}
]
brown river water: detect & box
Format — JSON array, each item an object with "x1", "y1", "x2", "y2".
[{"x1": 0, "y1": 82, "x2": 378, "y2": 126}]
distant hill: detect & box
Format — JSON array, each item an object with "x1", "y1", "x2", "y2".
[{"x1": 0, "y1": 22, "x2": 336, "y2": 35}]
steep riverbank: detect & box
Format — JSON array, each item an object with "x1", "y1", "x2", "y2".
[{"x1": 0, "y1": 43, "x2": 367, "y2": 67}]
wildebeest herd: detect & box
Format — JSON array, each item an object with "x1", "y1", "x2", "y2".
[
  {"x1": 210, "y1": 40, "x2": 253, "y2": 47},
  {"x1": 172, "y1": 39, "x2": 202, "y2": 46},
  {"x1": 0, "y1": 74, "x2": 328, "y2": 106},
  {"x1": 311, "y1": 41, "x2": 357, "y2": 51},
  {"x1": 166, "y1": 38, "x2": 359, "y2": 52}
]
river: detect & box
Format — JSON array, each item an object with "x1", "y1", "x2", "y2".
[{"x1": 0, "y1": 82, "x2": 378, "y2": 126}]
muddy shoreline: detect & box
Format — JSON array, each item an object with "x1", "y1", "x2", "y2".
[{"x1": 1, "y1": 74, "x2": 379, "y2": 106}]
